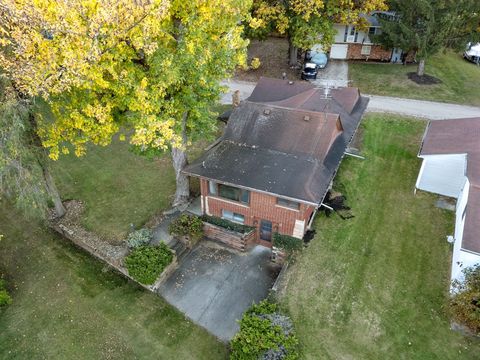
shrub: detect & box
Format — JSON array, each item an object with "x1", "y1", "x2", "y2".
[
  {"x1": 169, "y1": 214, "x2": 204, "y2": 240},
  {"x1": 0, "y1": 279, "x2": 12, "y2": 307},
  {"x1": 272, "y1": 233, "x2": 303, "y2": 252},
  {"x1": 125, "y1": 244, "x2": 173, "y2": 285},
  {"x1": 450, "y1": 264, "x2": 480, "y2": 333},
  {"x1": 127, "y1": 228, "x2": 153, "y2": 249},
  {"x1": 200, "y1": 215, "x2": 255, "y2": 234},
  {"x1": 230, "y1": 300, "x2": 299, "y2": 360},
  {"x1": 250, "y1": 57, "x2": 261, "y2": 70}
]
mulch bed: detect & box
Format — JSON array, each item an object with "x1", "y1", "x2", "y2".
[
  {"x1": 407, "y1": 72, "x2": 442, "y2": 85},
  {"x1": 234, "y1": 37, "x2": 300, "y2": 82}
]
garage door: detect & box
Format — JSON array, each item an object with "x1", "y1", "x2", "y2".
[{"x1": 330, "y1": 44, "x2": 348, "y2": 59}]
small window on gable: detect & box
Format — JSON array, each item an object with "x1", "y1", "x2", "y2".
[
  {"x1": 209, "y1": 181, "x2": 217, "y2": 195},
  {"x1": 368, "y1": 27, "x2": 376, "y2": 35},
  {"x1": 277, "y1": 198, "x2": 300, "y2": 210},
  {"x1": 222, "y1": 210, "x2": 245, "y2": 224}
]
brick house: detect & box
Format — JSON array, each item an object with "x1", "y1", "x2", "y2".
[
  {"x1": 183, "y1": 78, "x2": 368, "y2": 247},
  {"x1": 329, "y1": 11, "x2": 415, "y2": 62}
]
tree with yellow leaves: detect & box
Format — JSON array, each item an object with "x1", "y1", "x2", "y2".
[
  {"x1": 247, "y1": 0, "x2": 387, "y2": 65},
  {"x1": 1, "y1": 0, "x2": 251, "y2": 210}
]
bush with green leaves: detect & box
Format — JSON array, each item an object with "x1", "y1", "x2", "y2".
[
  {"x1": 0, "y1": 279, "x2": 12, "y2": 307},
  {"x1": 200, "y1": 215, "x2": 255, "y2": 234},
  {"x1": 230, "y1": 300, "x2": 299, "y2": 360},
  {"x1": 450, "y1": 264, "x2": 480, "y2": 333},
  {"x1": 169, "y1": 214, "x2": 204, "y2": 239},
  {"x1": 126, "y1": 228, "x2": 153, "y2": 249},
  {"x1": 272, "y1": 233, "x2": 303, "y2": 252},
  {"x1": 124, "y1": 243, "x2": 173, "y2": 285}
]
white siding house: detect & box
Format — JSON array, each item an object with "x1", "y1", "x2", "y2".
[{"x1": 415, "y1": 118, "x2": 480, "y2": 287}]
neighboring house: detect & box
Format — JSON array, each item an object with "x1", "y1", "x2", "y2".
[
  {"x1": 415, "y1": 118, "x2": 480, "y2": 284},
  {"x1": 184, "y1": 77, "x2": 369, "y2": 247},
  {"x1": 330, "y1": 11, "x2": 414, "y2": 62}
]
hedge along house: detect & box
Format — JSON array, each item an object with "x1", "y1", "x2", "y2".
[
  {"x1": 183, "y1": 78, "x2": 369, "y2": 247},
  {"x1": 415, "y1": 118, "x2": 480, "y2": 285}
]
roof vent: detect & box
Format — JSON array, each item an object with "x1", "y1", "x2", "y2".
[
  {"x1": 263, "y1": 109, "x2": 271, "y2": 115},
  {"x1": 303, "y1": 115, "x2": 310, "y2": 122}
]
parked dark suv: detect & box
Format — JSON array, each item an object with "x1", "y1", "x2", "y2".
[{"x1": 301, "y1": 62, "x2": 317, "y2": 80}]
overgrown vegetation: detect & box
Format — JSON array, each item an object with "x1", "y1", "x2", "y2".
[
  {"x1": 0, "y1": 279, "x2": 12, "y2": 307},
  {"x1": 451, "y1": 264, "x2": 480, "y2": 333},
  {"x1": 272, "y1": 233, "x2": 303, "y2": 252},
  {"x1": 201, "y1": 215, "x2": 255, "y2": 234},
  {"x1": 124, "y1": 244, "x2": 173, "y2": 285},
  {"x1": 169, "y1": 214, "x2": 204, "y2": 240},
  {"x1": 281, "y1": 115, "x2": 480, "y2": 359},
  {"x1": 230, "y1": 300, "x2": 299, "y2": 360},
  {"x1": 126, "y1": 228, "x2": 153, "y2": 249}
]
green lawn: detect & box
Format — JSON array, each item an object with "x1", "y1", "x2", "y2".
[
  {"x1": 50, "y1": 104, "x2": 229, "y2": 242},
  {"x1": 280, "y1": 115, "x2": 480, "y2": 359},
  {"x1": 0, "y1": 207, "x2": 227, "y2": 359},
  {"x1": 350, "y1": 51, "x2": 480, "y2": 106}
]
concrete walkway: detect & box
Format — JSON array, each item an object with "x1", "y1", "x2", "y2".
[
  {"x1": 221, "y1": 79, "x2": 480, "y2": 120},
  {"x1": 158, "y1": 242, "x2": 280, "y2": 341}
]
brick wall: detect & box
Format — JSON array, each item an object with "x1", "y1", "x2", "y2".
[
  {"x1": 347, "y1": 43, "x2": 392, "y2": 61},
  {"x1": 199, "y1": 179, "x2": 315, "y2": 244}
]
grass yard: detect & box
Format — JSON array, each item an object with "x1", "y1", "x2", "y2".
[
  {"x1": 349, "y1": 51, "x2": 480, "y2": 106},
  {"x1": 50, "y1": 104, "x2": 230, "y2": 242},
  {"x1": 0, "y1": 206, "x2": 227, "y2": 359},
  {"x1": 50, "y1": 137, "x2": 176, "y2": 242},
  {"x1": 280, "y1": 114, "x2": 480, "y2": 359}
]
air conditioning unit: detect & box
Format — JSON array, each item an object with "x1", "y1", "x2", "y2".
[{"x1": 346, "y1": 35, "x2": 355, "y2": 43}]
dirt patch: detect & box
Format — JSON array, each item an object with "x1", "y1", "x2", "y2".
[
  {"x1": 407, "y1": 72, "x2": 442, "y2": 85},
  {"x1": 235, "y1": 37, "x2": 300, "y2": 82}
]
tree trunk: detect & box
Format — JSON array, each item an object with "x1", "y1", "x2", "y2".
[
  {"x1": 42, "y1": 164, "x2": 66, "y2": 218},
  {"x1": 288, "y1": 37, "x2": 298, "y2": 67},
  {"x1": 417, "y1": 59, "x2": 425, "y2": 76},
  {"x1": 171, "y1": 111, "x2": 190, "y2": 208}
]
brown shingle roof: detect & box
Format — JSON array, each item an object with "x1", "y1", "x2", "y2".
[
  {"x1": 184, "y1": 77, "x2": 369, "y2": 204},
  {"x1": 420, "y1": 118, "x2": 480, "y2": 254}
]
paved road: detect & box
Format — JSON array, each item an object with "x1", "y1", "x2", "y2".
[
  {"x1": 221, "y1": 79, "x2": 480, "y2": 120},
  {"x1": 366, "y1": 94, "x2": 480, "y2": 120}
]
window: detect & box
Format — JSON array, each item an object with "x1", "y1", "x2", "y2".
[
  {"x1": 217, "y1": 184, "x2": 250, "y2": 204},
  {"x1": 277, "y1": 198, "x2": 300, "y2": 210},
  {"x1": 208, "y1": 181, "x2": 217, "y2": 195},
  {"x1": 368, "y1": 27, "x2": 376, "y2": 35},
  {"x1": 222, "y1": 210, "x2": 245, "y2": 224},
  {"x1": 361, "y1": 45, "x2": 372, "y2": 55}
]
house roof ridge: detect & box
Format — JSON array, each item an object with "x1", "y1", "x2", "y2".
[{"x1": 245, "y1": 100, "x2": 340, "y2": 119}]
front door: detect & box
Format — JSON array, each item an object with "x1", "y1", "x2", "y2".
[{"x1": 259, "y1": 220, "x2": 273, "y2": 242}]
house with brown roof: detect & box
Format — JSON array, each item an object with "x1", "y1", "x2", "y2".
[
  {"x1": 415, "y1": 118, "x2": 480, "y2": 284},
  {"x1": 183, "y1": 78, "x2": 368, "y2": 247}
]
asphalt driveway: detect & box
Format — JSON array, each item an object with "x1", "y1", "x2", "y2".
[{"x1": 158, "y1": 241, "x2": 281, "y2": 341}]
